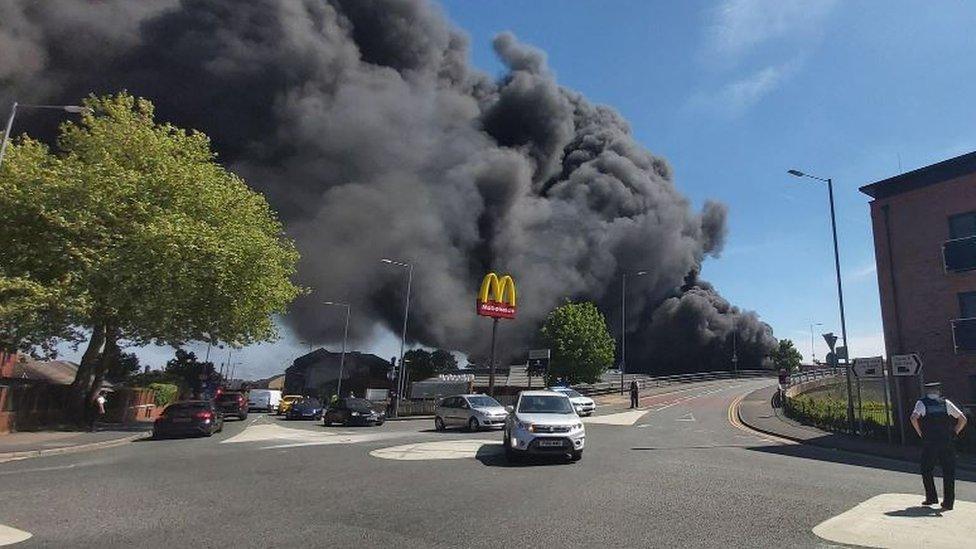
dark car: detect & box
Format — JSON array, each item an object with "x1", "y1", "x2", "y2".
[
  {"x1": 215, "y1": 391, "x2": 248, "y2": 420},
  {"x1": 285, "y1": 397, "x2": 324, "y2": 420},
  {"x1": 152, "y1": 401, "x2": 224, "y2": 439},
  {"x1": 322, "y1": 398, "x2": 385, "y2": 426}
]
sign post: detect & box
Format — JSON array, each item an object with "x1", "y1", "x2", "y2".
[
  {"x1": 891, "y1": 353, "x2": 922, "y2": 445},
  {"x1": 477, "y1": 273, "x2": 517, "y2": 396},
  {"x1": 852, "y1": 357, "x2": 886, "y2": 438}
]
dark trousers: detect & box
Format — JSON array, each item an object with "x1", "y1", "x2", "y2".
[
  {"x1": 921, "y1": 443, "x2": 956, "y2": 506},
  {"x1": 630, "y1": 393, "x2": 639, "y2": 408}
]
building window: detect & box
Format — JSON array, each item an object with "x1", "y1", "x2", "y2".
[
  {"x1": 950, "y1": 211, "x2": 976, "y2": 239},
  {"x1": 962, "y1": 292, "x2": 976, "y2": 319}
]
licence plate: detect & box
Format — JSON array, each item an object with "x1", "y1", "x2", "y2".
[
  {"x1": 538, "y1": 439, "x2": 564, "y2": 447},
  {"x1": 173, "y1": 418, "x2": 191, "y2": 423}
]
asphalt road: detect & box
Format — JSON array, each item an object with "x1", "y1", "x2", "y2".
[{"x1": 1, "y1": 379, "x2": 973, "y2": 548}]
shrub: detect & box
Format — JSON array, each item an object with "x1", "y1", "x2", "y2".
[{"x1": 147, "y1": 383, "x2": 179, "y2": 408}]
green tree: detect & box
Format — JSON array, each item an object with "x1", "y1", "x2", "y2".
[
  {"x1": 0, "y1": 93, "x2": 302, "y2": 420},
  {"x1": 431, "y1": 349, "x2": 458, "y2": 372},
  {"x1": 165, "y1": 349, "x2": 213, "y2": 393},
  {"x1": 105, "y1": 351, "x2": 141, "y2": 383},
  {"x1": 404, "y1": 349, "x2": 434, "y2": 381},
  {"x1": 540, "y1": 301, "x2": 615, "y2": 384},
  {"x1": 770, "y1": 339, "x2": 803, "y2": 372}
]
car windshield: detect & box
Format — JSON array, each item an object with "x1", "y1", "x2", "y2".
[
  {"x1": 554, "y1": 388, "x2": 583, "y2": 398},
  {"x1": 517, "y1": 395, "x2": 575, "y2": 414},
  {"x1": 346, "y1": 399, "x2": 373, "y2": 412},
  {"x1": 467, "y1": 396, "x2": 501, "y2": 408}
]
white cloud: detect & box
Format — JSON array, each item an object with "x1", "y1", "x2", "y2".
[
  {"x1": 706, "y1": 0, "x2": 838, "y2": 63},
  {"x1": 849, "y1": 262, "x2": 878, "y2": 282},
  {"x1": 689, "y1": 62, "x2": 795, "y2": 118}
]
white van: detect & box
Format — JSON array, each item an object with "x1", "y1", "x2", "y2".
[{"x1": 248, "y1": 389, "x2": 282, "y2": 412}]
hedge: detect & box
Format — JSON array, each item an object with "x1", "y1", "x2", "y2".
[{"x1": 147, "y1": 383, "x2": 179, "y2": 408}]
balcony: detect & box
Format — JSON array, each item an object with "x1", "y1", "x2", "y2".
[
  {"x1": 944, "y1": 235, "x2": 976, "y2": 272},
  {"x1": 952, "y1": 317, "x2": 976, "y2": 353}
]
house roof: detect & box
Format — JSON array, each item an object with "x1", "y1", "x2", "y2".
[
  {"x1": 860, "y1": 150, "x2": 976, "y2": 200},
  {"x1": 11, "y1": 357, "x2": 81, "y2": 385}
]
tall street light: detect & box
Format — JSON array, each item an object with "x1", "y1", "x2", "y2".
[
  {"x1": 809, "y1": 321, "x2": 823, "y2": 364},
  {"x1": 382, "y1": 258, "x2": 413, "y2": 417},
  {"x1": 788, "y1": 168, "x2": 855, "y2": 432},
  {"x1": 323, "y1": 301, "x2": 351, "y2": 398},
  {"x1": 0, "y1": 102, "x2": 89, "y2": 169},
  {"x1": 620, "y1": 269, "x2": 649, "y2": 394}
]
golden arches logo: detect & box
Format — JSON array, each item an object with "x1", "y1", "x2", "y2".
[{"x1": 477, "y1": 272, "x2": 516, "y2": 319}]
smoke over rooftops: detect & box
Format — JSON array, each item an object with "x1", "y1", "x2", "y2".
[{"x1": 0, "y1": 0, "x2": 775, "y2": 372}]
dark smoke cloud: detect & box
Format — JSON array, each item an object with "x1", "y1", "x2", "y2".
[{"x1": 0, "y1": 0, "x2": 776, "y2": 372}]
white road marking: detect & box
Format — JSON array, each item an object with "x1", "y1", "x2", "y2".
[
  {"x1": 0, "y1": 524, "x2": 31, "y2": 546},
  {"x1": 370, "y1": 439, "x2": 501, "y2": 461},
  {"x1": 813, "y1": 493, "x2": 975, "y2": 549},
  {"x1": 584, "y1": 409, "x2": 649, "y2": 425},
  {"x1": 675, "y1": 412, "x2": 696, "y2": 422},
  {"x1": 220, "y1": 423, "x2": 392, "y2": 448}
]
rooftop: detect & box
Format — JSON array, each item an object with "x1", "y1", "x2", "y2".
[{"x1": 860, "y1": 150, "x2": 976, "y2": 200}]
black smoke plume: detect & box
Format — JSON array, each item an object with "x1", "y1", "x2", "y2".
[{"x1": 0, "y1": 0, "x2": 776, "y2": 373}]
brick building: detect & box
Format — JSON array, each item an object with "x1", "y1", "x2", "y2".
[{"x1": 860, "y1": 151, "x2": 976, "y2": 410}]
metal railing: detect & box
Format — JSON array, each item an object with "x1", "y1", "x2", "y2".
[
  {"x1": 785, "y1": 367, "x2": 844, "y2": 387},
  {"x1": 574, "y1": 369, "x2": 775, "y2": 397}
]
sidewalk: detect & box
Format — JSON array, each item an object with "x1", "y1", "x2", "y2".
[
  {"x1": 737, "y1": 384, "x2": 976, "y2": 472},
  {"x1": 0, "y1": 425, "x2": 149, "y2": 463}
]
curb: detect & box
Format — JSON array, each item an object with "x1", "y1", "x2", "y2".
[
  {"x1": 732, "y1": 388, "x2": 976, "y2": 473},
  {"x1": 386, "y1": 416, "x2": 435, "y2": 422},
  {"x1": 0, "y1": 432, "x2": 146, "y2": 464}
]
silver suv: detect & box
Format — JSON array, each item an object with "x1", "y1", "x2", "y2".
[
  {"x1": 504, "y1": 390, "x2": 585, "y2": 462},
  {"x1": 434, "y1": 394, "x2": 508, "y2": 431}
]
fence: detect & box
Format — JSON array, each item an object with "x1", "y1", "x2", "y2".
[{"x1": 574, "y1": 369, "x2": 775, "y2": 397}]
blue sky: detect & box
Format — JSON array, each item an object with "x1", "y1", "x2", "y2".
[
  {"x1": 59, "y1": 1, "x2": 976, "y2": 377},
  {"x1": 437, "y1": 0, "x2": 976, "y2": 363}
]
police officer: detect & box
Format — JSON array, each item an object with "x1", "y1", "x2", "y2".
[{"x1": 909, "y1": 382, "x2": 968, "y2": 511}]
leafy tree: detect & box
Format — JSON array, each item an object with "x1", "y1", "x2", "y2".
[
  {"x1": 164, "y1": 349, "x2": 213, "y2": 393},
  {"x1": 431, "y1": 349, "x2": 458, "y2": 372},
  {"x1": 540, "y1": 301, "x2": 615, "y2": 384},
  {"x1": 105, "y1": 351, "x2": 141, "y2": 383},
  {"x1": 770, "y1": 339, "x2": 803, "y2": 372},
  {"x1": 0, "y1": 93, "x2": 303, "y2": 420}
]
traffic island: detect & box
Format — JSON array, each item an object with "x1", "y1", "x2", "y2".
[{"x1": 735, "y1": 384, "x2": 976, "y2": 472}]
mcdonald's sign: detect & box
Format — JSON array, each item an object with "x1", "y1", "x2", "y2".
[{"x1": 477, "y1": 273, "x2": 517, "y2": 319}]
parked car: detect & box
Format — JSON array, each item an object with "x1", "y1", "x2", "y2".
[
  {"x1": 286, "y1": 397, "x2": 324, "y2": 420},
  {"x1": 152, "y1": 400, "x2": 224, "y2": 438},
  {"x1": 276, "y1": 394, "x2": 304, "y2": 415},
  {"x1": 247, "y1": 389, "x2": 281, "y2": 412},
  {"x1": 434, "y1": 394, "x2": 508, "y2": 431},
  {"x1": 504, "y1": 390, "x2": 584, "y2": 462},
  {"x1": 322, "y1": 398, "x2": 385, "y2": 426},
  {"x1": 548, "y1": 386, "x2": 596, "y2": 416},
  {"x1": 215, "y1": 391, "x2": 248, "y2": 420}
]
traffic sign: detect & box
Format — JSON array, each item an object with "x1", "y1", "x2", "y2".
[
  {"x1": 527, "y1": 348, "x2": 550, "y2": 376},
  {"x1": 853, "y1": 356, "x2": 884, "y2": 378},
  {"x1": 823, "y1": 332, "x2": 838, "y2": 350},
  {"x1": 892, "y1": 353, "x2": 922, "y2": 376}
]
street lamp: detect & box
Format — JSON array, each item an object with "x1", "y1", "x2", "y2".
[
  {"x1": 788, "y1": 168, "x2": 855, "y2": 432},
  {"x1": 382, "y1": 258, "x2": 413, "y2": 417},
  {"x1": 620, "y1": 269, "x2": 649, "y2": 394},
  {"x1": 809, "y1": 322, "x2": 823, "y2": 364},
  {"x1": 323, "y1": 301, "x2": 351, "y2": 398},
  {"x1": 0, "y1": 102, "x2": 90, "y2": 169}
]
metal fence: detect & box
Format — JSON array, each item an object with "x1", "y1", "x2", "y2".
[{"x1": 573, "y1": 369, "x2": 775, "y2": 397}]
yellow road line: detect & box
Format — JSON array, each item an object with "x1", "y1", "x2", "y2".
[{"x1": 727, "y1": 392, "x2": 796, "y2": 445}]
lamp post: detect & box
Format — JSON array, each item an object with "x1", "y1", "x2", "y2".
[
  {"x1": 382, "y1": 258, "x2": 413, "y2": 417},
  {"x1": 788, "y1": 169, "x2": 855, "y2": 432},
  {"x1": 620, "y1": 270, "x2": 649, "y2": 394},
  {"x1": 323, "y1": 301, "x2": 351, "y2": 398},
  {"x1": 809, "y1": 322, "x2": 823, "y2": 364},
  {"x1": 0, "y1": 102, "x2": 89, "y2": 169}
]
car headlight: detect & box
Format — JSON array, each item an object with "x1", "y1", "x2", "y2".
[
  {"x1": 517, "y1": 420, "x2": 534, "y2": 432},
  {"x1": 351, "y1": 411, "x2": 360, "y2": 416}
]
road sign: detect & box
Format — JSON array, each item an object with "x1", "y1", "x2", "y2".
[
  {"x1": 527, "y1": 348, "x2": 550, "y2": 376},
  {"x1": 892, "y1": 353, "x2": 922, "y2": 376},
  {"x1": 853, "y1": 356, "x2": 884, "y2": 378},
  {"x1": 823, "y1": 332, "x2": 838, "y2": 350},
  {"x1": 835, "y1": 346, "x2": 847, "y2": 360}
]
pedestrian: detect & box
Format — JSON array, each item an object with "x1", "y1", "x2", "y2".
[
  {"x1": 89, "y1": 391, "x2": 107, "y2": 432},
  {"x1": 910, "y1": 382, "x2": 967, "y2": 511},
  {"x1": 629, "y1": 379, "x2": 640, "y2": 409}
]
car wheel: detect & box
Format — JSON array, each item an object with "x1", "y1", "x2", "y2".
[
  {"x1": 435, "y1": 417, "x2": 445, "y2": 431},
  {"x1": 217, "y1": 422, "x2": 223, "y2": 433},
  {"x1": 375, "y1": 420, "x2": 384, "y2": 427},
  {"x1": 570, "y1": 450, "x2": 583, "y2": 462},
  {"x1": 467, "y1": 417, "x2": 479, "y2": 432}
]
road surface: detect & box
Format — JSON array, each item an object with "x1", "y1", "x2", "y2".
[{"x1": 1, "y1": 378, "x2": 972, "y2": 547}]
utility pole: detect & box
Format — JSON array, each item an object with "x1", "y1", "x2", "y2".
[{"x1": 620, "y1": 270, "x2": 648, "y2": 394}]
